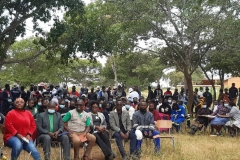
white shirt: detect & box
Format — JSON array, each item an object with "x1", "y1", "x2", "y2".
[
  {"x1": 198, "y1": 91, "x2": 203, "y2": 98},
  {"x1": 128, "y1": 91, "x2": 140, "y2": 101},
  {"x1": 122, "y1": 106, "x2": 135, "y2": 120}
]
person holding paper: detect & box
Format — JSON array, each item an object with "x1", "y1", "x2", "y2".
[
  {"x1": 3, "y1": 98, "x2": 41, "y2": 160},
  {"x1": 37, "y1": 101, "x2": 70, "y2": 160},
  {"x1": 89, "y1": 100, "x2": 115, "y2": 160},
  {"x1": 63, "y1": 99, "x2": 96, "y2": 160}
]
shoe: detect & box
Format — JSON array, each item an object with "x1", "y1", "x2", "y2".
[
  {"x1": 129, "y1": 154, "x2": 139, "y2": 160},
  {"x1": 107, "y1": 153, "x2": 116, "y2": 160},
  {"x1": 123, "y1": 156, "x2": 128, "y2": 160}
]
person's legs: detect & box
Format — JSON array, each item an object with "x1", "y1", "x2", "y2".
[
  {"x1": 84, "y1": 133, "x2": 96, "y2": 158},
  {"x1": 99, "y1": 131, "x2": 112, "y2": 151},
  {"x1": 6, "y1": 136, "x2": 23, "y2": 160},
  {"x1": 94, "y1": 132, "x2": 112, "y2": 157},
  {"x1": 23, "y1": 140, "x2": 41, "y2": 160},
  {"x1": 57, "y1": 135, "x2": 70, "y2": 160},
  {"x1": 151, "y1": 130, "x2": 160, "y2": 151},
  {"x1": 38, "y1": 134, "x2": 51, "y2": 160},
  {"x1": 69, "y1": 133, "x2": 83, "y2": 160},
  {"x1": 113, "y1": 132, "x2": 127, "y2": 158},
  {"x1": 129, "y1": 131, "x2": 137, "y2": 155}
]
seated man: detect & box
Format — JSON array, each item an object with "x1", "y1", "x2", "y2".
[
  {"x1": 109, "y1": 100, "x2": 136, "y2": 160},
  {"x1": 63, "y1": 99, "x2": 96, "y2": 160},
  {"x1": 132, "y1": 101, "x2": 160, "y2": 157},
  {"x1": 37, "y1": 102, "x2": 70, "y2": 160},
  {"x1": 189, "y1": 100, "x2": 212, "y2": 135},
  {"x1": 171, "y1": 103, "x2": 186, "y2": 132}
]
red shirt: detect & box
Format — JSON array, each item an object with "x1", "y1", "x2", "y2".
[
  {"x1": 69, "y1": 91, "x2": 80, "y2": 97},
  {"x1": 3, "y1": 109, "x2": 36, "y2": 144},
  {"x1": 150, "y1": 109, "x2": 161, "y2": 121}
]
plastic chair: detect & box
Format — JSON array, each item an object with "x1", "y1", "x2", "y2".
[{"x1": 155, "y1": 120, "x2": 175, "y2": 149}]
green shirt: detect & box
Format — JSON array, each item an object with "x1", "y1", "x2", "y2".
[
  {"x1": 62, "y1": 111, "x2": 91, "y2": 126},
  {"x1": 49, "y1": 114, "x2": 54, "y2": 132}
]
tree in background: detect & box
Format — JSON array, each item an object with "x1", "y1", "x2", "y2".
[
  {"x1": 106, "y1": 0, "x2": 240, "y2": 112},
  {"x1": 163, "y1": 68, "x2": 205, "y2": 87},
  {"x1": 0, "y1": 38, "x2": 102, "y2": 86},
  {"x1": 0, "y1": 0, "x2": 84, "y2": 68},
  {"x1": 101, "y1": 52, "x2": 164, "y2": 89}
]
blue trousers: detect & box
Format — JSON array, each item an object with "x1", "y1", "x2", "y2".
[
  {"x1": 113, "y1": 131, "x2": 137, "y2": 157},
  {"x1": 6, "y1": 136, "x2": 41, "y2": 160},
  {"x1": 134, "y1": 130, "x2": 160, "y2": 151}
]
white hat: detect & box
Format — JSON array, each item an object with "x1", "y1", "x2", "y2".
[
  {"x1": 97, "y1": 86, "x2": 100, "y2": 89},
  {"x1": 129, "y1": 88, "x2": 133, "y2": 93}
]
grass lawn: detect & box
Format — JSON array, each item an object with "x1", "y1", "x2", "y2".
[{"x1": 0, "y1": 132, "x2": 239, "y2": 160}]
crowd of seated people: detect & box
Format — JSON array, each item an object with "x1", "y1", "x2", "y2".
[{"x1": 1, "y1": 83, "x2": 240, "y2": 160}]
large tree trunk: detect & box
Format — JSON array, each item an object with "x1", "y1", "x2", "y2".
[
  {"x1": 183, "y1": 66, "x2": 194, "y2": 114},
  {"x1": 111, "y1": 55, "x2": 118, "y2": 87}
]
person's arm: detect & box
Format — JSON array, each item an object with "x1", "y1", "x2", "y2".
[
  {"x1": 28, "y1": 112, "x2": 36, "y2": 137},
  {"x1": 83, "y1": 117, "x2": 91, "y2": 136},
  {"x1": 126, "y1": 113, "x2": 132, "y2": 132},
  {"x1": 149, "y1": 113, "x2": 155, "y2": 130},
  {"x1": 4, "y1": 112, "x2": 18, "y2": 136},
  {"x1": 58, "y1": 113, "x2": 64, "y2": 132},
  {"x1": 109, "y1": 112, "x2": 121, "y2": 132},
  {"x1": 62, "y1": 112, "x2": 73, "y2": 133},
  {"x1": 36, "y1": 114, "x2": 49, "y2": 134}
]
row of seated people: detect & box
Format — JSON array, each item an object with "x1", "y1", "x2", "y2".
[
  {"x1": 3, "y1": 98, "x2": 163, "y2": 160},
  {"x1": 190, "y1": 99, "x2": 240, "y2": 136}
]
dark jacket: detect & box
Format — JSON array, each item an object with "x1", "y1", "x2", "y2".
[{"x1": 36, "y1": 111, "x2": 64, "y2": 135}]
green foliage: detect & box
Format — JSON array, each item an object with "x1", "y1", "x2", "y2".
[
  {"x1": 0, "y1": 38, "x2": 102, "y2": 86},
  {"x1": 0, "y1": 0, "x2": 84, "y2": 64},
  {"x1": 101, "y1": 52, "x2": 164, "y2": 88},
  {"x1": 164, "y1": 68, "x2": 205, "y2": 87}
]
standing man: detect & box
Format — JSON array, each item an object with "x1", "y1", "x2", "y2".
[
  {"x1": 229, "y1": 83, "x2": 238, "y2": 104},
  {"x1": 132, "y1": 101, "x2": 160, "y2": 156},
  {"x1": 172, "y1": 89, "x2": 179, "y2": 101},
  {"x1": 147, "y1": 86, "x2": 154, "y2": 101},
  {"x1": 37, "y1": 102, "x2": 70, "y2": 160},
  {"x1": 154, "y1": 84, "x2": 163, "y2": 99},
  {"x1": 20, "y1": 86, "x2": 28, "y2": 103},
  {"x1": 1, "y1": 84, "x2": 11, "y2": 115},
  {"x1": 98, "y1": 86, "x2": 108, "y2": 101},
  {"x1": 62, "y1": 99, "x2": 96, "y2": 160},
  {"x1": 69, "y1": 86, "x2": 80, "y2": 98},
  {"x1": 10, "y1": 84, "x2": 21, "y2": 102},
  {"x1": 109, "y1": 100, "x2": 136, "y2": 160},
  {"x1": 203, "y1": 87, "x2": 213, "y2": 108},
  {"x1": 88, "y1": 87, "x2": 98, "y2": 101},
  {"x1": 164, "y1": 88, "x2": 172, "y2": 99}
]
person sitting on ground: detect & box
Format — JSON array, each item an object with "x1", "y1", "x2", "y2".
[
  {"x1": 3, "y1": 98, "x2": 41, "y2": 160},
  {"x1": 132, "y1": 101, "x2": 161, "y2": 157},
  {"x1": 222, "y1": 102, "x2": 240, "y2": 136},
  {"x1": 89, "y1": 101, "x2": 115, "y2": 160},
  {"x1": 58, "y1": 99, "x2": 70, "y2": 115},
  {"x1": 109, "y1": 100, "x2": 136, "y2": 160},
  {"x1": 63, "y1": 99, "x2": 96, "y2": 160},
  {"x1": 37, "y1": 102, "x2": 70, "y2": 160},
  {"x1": 189, "y1": 100, "x2": 212, "y2": 135},
  {"x1": 26, "y1": 99, "x2": 38, "y2": 120},
  {"x1": 148, "y1": 99, "x2": 160, "y2": 121},
  {"x1": 171, "y1": 103, "x2": 186, "y2": 132},
  {"x1": 210, "y1": 100, "x2": 230, "y2": 136}
]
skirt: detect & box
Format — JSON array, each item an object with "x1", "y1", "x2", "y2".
[
  {"x1": 225, "y1": 120, "x2": 240, "y2": 128},
  {"x1": 210, "y1": 117, "x2": 228, "y2": 125}
]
